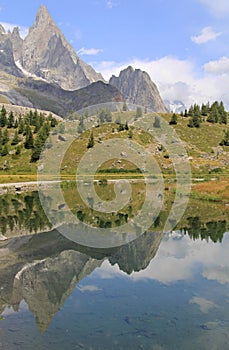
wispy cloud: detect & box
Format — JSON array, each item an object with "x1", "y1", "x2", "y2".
[
  {"x1": 204, "y1": 56, "x2": 229, "y2": 74},
  {"x1": 0, "y1": 21, "x2": 28, "y2": 38},
  {"x1": 199, "y1": 0, "x2": 229, "y2": 16},
  {"x1": 191, "y1": 26, "x2": 222, "y2": 44},
  {"x1": 77, "y1": 47, "x2": 103, "y2": 56}
]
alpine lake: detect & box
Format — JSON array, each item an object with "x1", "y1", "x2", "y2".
[{"x1": 0, "y1": 180, "x2": 228, "y2": 350}]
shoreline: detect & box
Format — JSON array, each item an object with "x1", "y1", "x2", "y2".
[{"x1": 0, "y1": 180, "x2": 61, "y2": 194}]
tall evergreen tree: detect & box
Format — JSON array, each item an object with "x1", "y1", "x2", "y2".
[
  {"x1": 0, "y1": 105, "x2": 7, "y2": 127},
  {"x1": 7, "y1": 111, "x2": 14, "y2": 128},
  {"x1": 2, "y1": 128, "x2": 9, "y2": 145},
  {"x1": 24, "y1": 126, "x2": 34, "y2": 149},
  {"x1": 220, "y1": 130, "x2": 229, "y2": 146},
  {"x1": 11, "y1": 130, "x2": 20, "y2": 145},
  {"x1": 1, "y1": 144, "x2": 8, "y2": 156},
  {"x1": 218, "y1": 101, "x2": 227, "y2": 124},
  {"x1": 87, "y1": 132, "x2": 94, "y2": 148},
  {"x1": 169, "y1": 113, "x2": 178, "y2": 125}
]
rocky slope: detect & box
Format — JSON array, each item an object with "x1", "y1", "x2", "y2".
[
  {"x1": 0, "y1": 71, "x2": 124, "y2": 117},
  {"x1": 109, "y1": 66, "x2": 167, "y2": 112}
]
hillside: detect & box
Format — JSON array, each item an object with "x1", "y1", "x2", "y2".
[{"x1": 0, "y1": 107, "x2": 228, "y2": 179}]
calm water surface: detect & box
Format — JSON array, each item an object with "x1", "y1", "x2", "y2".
[{"x1": 0, "y1": 191, "x2": 228, "y2": 350}]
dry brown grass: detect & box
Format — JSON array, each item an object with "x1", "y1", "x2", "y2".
[{"x1": 192, "y1": 179, "x2": 229, "y2": 201}]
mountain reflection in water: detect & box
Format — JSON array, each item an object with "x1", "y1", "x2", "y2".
[{"x1": 0, "y1": 191, "x2": 228, "y2": 350}]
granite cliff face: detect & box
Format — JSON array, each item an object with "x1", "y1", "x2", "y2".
[
  {"x1": 18, "y1": 5, "x2": 104, "y2": 90},
  {"x1": 109, "y1": 66, "x2": 167, "y2": 112},
  {"x1": 0, "y1": 25, "x2": 23, "y2": 78}
]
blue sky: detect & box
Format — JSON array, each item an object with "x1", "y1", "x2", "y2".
[{"x1": 0, "y1": 0, "x2": 229, "y2": 108}]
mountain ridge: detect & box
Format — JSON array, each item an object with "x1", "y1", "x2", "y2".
[{"x1": 109, "y1": 65, "x2": 168, "y2": 112}]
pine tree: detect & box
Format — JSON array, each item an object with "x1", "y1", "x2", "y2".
[
  {"x1": 193, "y1": 104, "x2": 201, "y2": 118},
  {"x1": 2, "y1": 128, "x2": 9, "y2": 144},
  {"x1": 24, "y1": 126, "x2": 34, "y2": 149},
  {"x1": 1, "y1": 144, "x2": 8, "y2": 156},
  {"x1": 184, "y1": 109, "x2": 188, "y2": 117},
  {"x1": 11, "y1": 130, "x2": 20, "y2": 145},
  {"x1": 50, "y1": 117, "x2": 58, "y2": 127},
  {"x1": 218, "y1": 101, "x2": 227, "y2": 124},
  {"x1": 169, "y1": 113, "x2": 178, "y2": 125},
  {"x1": 7, "y1": 111, "x2": 14, "y2": 128},
  {"x1": 0, "y1": 105, "x2": 7, "y2": 127},
  {"x1": 18, "y1": 119, "x2": 24, "y2": 134},
  {"x1": 193, "y1": 114, "x2": 201, "y2": 127},
  {"x1": 30, "y1": 135, "x2": 43, "y2": 162},
  {"x1": 220, "y1": 130, "x2": 229, "y2": 146},
  {"x1": 15, "y1": 145, "x2": 21, "y2": 155},
  {"x1": 187, "y1": 117, "x2": 194, "y2": 128},
  {"x1": 188, "y1": 105, "x2": 194, "y2": 117},
  {"x1": 87, "y1": 132, "x2": 94, "y2": 148},
  {"x1": 207, "y1": 105, "x2": 219, "y2": 123},
  {"x1": 118, "y1": 123, "x2": 124, "y2": 131},
  {"x1": 13, "y1": 119, "x2": 18, "y2": 128},
  {"x1": 201, "y1": 103, "x2": 208, "y2": 116}
]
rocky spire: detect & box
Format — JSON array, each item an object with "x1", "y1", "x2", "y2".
[
  {"x1": 109, "y1": 66, "x2": 167, "y2": 112},
  {"x1": 10, "y1": 27, "x2": 23, "y2": 62},
  {"x1": 20, "y1": 4, "x2": 104, "y2": 90}
]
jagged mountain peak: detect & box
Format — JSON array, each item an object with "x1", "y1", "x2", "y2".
[
  {"x1": 109, "y1": 66, "x2": 167, "y2": 112},
  {"x1": 32, "y1": 5, "x2": 59, "y2": 31},
  {"x1": 19, "y1": 5, "x2": 104, "y2": 90},
  {"x1": 11, "y1": 27, "x2": 21, "y2": 37}
]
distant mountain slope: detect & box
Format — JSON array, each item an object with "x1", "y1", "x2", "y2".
[
  {"x1": 0, "y1": 72, "x2": 124, "y2": 117},
  {"x1": 109, "y1": 66, "x2": 167, "y2": 113}
]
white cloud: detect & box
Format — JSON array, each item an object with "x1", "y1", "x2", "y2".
[
  {"x1": 191, "y1": 26, "x2": 222, "y2": 44},
  {"x1": 204, "y1": 56, "x2": 229, "y2": 74},
  {"x1": 92, "y1": 56, "x2": 229, "y2": 109},
  {"x1": 95, "y1": 232, "x2": 229, "y2": 285},
  {"x1": 189, "y1": 297, "x2": 218, "y2": 313},
  {"x1": 199, "y1": 0, "x2": 229, "y2": 15},
  {"x1": 77, "y1": 47, "x2": 103, "y2": 56},
  {"x1": 0, "y1": 21, "x2": 28, "y2": 39}
]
